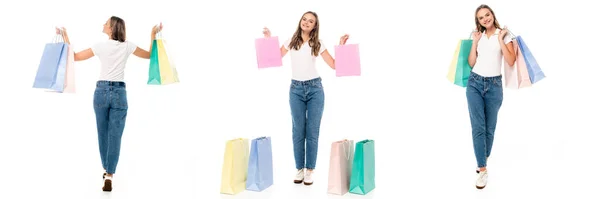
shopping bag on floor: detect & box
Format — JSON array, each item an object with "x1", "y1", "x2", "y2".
[
  {"x1": 246, "y1": 137, "x2": 273, "y2": 192},
  {"x1": 349, "y1": 139, "x2": 375, "y2": 195},
  {"x1": 33, "y1": 34, "x2": 68, "y2": 91},
  {"x1": 327, "y1": 139, "x2": 354, "y2": 195},
  {"x1": 334, "y1": 44, "x2": 361, "y2": 77},
  {"x1": 255, "y1": 36, "x2": 283, "y2": 68},
  {"x1": 447, "y1": 33, "x2": 473, "y2": 87},
  {"x1": 504, "y1": 36, "x2": 532, "y2": 89},
  {"x1": 515, "y1": 36, "x2": 545, "y2": 84},
  {"x1": 220, "y1": 138, "x2": 249, "y2": 195}
]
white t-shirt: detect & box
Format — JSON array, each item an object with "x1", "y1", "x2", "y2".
[
  {"x1": 472, "y1": 28, "x2": 512, "y2": 77},
  {"x1": 283, "y1": 38, "x2": 326, "y2": 81},
  {"x1": 91, "y1": 40, "x2": 138, "y2": 82}
]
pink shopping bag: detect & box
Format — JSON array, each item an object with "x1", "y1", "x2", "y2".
[
  {"x1": 504, "y1": 39, "x2": 531, "y2": 89},
  {"x1": 255, "y1": 36, "x2": 282, "y2": 68},
  {"x1": 327, "y1": 139, "x2": 354, "y2": 195},
  {"x1": 63, "y1": 44, "x2": 76, "y2": 93},
  {"x1": 334, "y1": 44, "x2": 361, "y2": 77}
]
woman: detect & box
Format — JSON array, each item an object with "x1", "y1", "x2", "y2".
[
  {"x1": 467, "y1": 4, "x2": 516, "y2": 189},
  {"x1": 57, "y1": 16, "x2": 162, "y2": 192},
  {"x1": 262, "y1": 11, "x2": 349, "y2": 186}
]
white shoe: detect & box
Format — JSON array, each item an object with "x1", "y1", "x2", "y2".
[
  {"x1": 476, "y1": 170, "x2": 488, "y2": 189},
  {"x1": 303, "y1": 170, "x2": 314, "y2": 185},
  {"x1": 294, "y1": 169, "x2": 304, "y2": 184}
]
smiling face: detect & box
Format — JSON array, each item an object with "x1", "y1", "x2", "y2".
[
  {"x1": 474, "y1": 5, "x2": 500, "y2": 33},
  {"x1": 477, "y1": 8, "x2": 495, "y2": 30},
  {"x1": 299, "y1": 13, "x2": 317, "y2": 33}
]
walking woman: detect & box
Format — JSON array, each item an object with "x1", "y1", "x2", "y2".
[
  {"x1": 467, "y1": 4, "x2": 516, "y2": 189},
  {"x1": 57, "y1": 16, "x2": 162, "y2": 191},
  {"x1": 262, "y1": 11, "x2": 349, "y2": 186}
]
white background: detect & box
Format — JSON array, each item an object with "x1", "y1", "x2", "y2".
[{"x1": 1, "y1": 0, "x2": 598, "y2": 198}]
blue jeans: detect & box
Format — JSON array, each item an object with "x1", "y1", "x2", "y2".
[
  {"x1": 466, "y1": 72, "x2": 503, "y2": 168},
  {"x1": 94, "y1": 81, "x2": 128, "y2": 174},
  {"x1": 290, "y1": 77, "x2": 325, "y2": 170}
]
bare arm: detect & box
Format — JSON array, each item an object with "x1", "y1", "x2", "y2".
[
  {"x1": 280, "y1": 45, "x2": 289, "y2": 58},
  {"x1": 56, "y1": 28, "x2": 95, "y2": 61},
  {"x1": 468, "y1": 31, "x2": 482, "y2": 67},
  {"x1": 499, "y1": 41, "x2": 516, "y2": 66},
  {"x1": 133, "y1": 24, "x2": 162, "y2": 59},
  {"x1": 321, "y1": 50, "x2": 335, "y2": 69}
]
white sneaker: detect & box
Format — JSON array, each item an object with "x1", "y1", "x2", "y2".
[
  {"x1": 303, "y1": 170, "x2": 314, "y2": 185},
  {"x1": 294, "y1": 169, "x2": 304, "y2": 184},
  {"x1": 476, "y1": 170, "x2": 488, "y2": 189}
]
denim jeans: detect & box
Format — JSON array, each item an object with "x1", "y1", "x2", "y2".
[
  {"x1": 290, "y1": 77, "x2": 325, "y2": 170},
  {"x1": 466, "y1": 72, "x2": 503, "y2": 168},
  {"x1": 94, "y1": 81, "x2": 128, "y2": 174}
]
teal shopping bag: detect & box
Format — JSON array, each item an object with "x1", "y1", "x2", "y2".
[
  {"x1": 349, "y1": 139, "x2": 375, "y2": 195},
  {"x1": 147, "y1": 40, "x2": 161, "y2": 85},
  {"x1": 453, "y1": 39, "x2": 473, "y2": 87}
]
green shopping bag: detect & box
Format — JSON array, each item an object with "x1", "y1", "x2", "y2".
[
  {"x1": 453, "y1": 39, "x2": 473, "y2": 87},
  {"x1": 147, "y1": 40, "x2": 161, "y2": 85},
  {"x1": 349, "y1": 139, "x2": 375, "y2": 195}
]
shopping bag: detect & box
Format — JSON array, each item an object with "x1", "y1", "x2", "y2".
[
  {"x1": 349, "y1": 139, "x2": 375, "y2": 195},
  {"x1": 327, "y1": 139, "x2": 354, "y2": 195},
  {"x1": 33, "y1": 34, "x2": 68, "y2": 90},
  {"x1": 504, "y1": 38, "x2": 532, "y2": 89},
  {"x1": 255, "y1": 36, "x2": 283, "y2": 68},
  {"x1": 246, "y1": 137, "x2": 273, "y2": 192},
  {"x1": 160, "y1": 39, "x2": 180, "y2": 83},
  {"x1": 147, "y1": 40, "x2": 161, "y2": 85},
  {"x1": 157, "y1": 38, "x2": 179, "y2": 84},
  {"x1": 220, "y1": 138, "x2": 250, "y2": 195},
  {"x1": 334, "y1": 44, "x2": 361, "y2": 77},
  {"x1": 63, "y1": 44, "x2": 76, "y2": 93},
  {"x1": 446, "y1": 40, "x2": 461, "y2": 83},
  {"x1": 515, "y1": 36, "x2": 545, "y2": 84},
  {"x1": 454, "y1": 39, "x2": 473, "y2": 87},
  {"x1": 48, "y1": 44, "x2": 68, "y2": 93}
]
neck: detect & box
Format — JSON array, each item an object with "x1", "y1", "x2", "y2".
[
  {"x1": 301, "y1": 31, "x2": 310, "y2": 40},
  {"x1": 487, "y1": 26, "x2": 497, "y2": 33}
]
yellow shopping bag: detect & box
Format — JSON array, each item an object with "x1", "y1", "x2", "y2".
[
  {"x1": 446, "y1": 40, "x2": 460, "y2": 83},
  {"x1": 220, "y1": 138, "x2": 249, "y2": 195},
  {"x1": 157, "y1": 39, "x2": 179, "y2": 84}
]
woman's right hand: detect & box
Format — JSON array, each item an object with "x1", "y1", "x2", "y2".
[
  {"x1": 56, "y1": 27, "x2": 66, "y2": 36},
  {"x1": 472, "y1": 30, "x2": 482, "y2": 42},
  {"x1": 262, "y1": 27, "x2": 271, "y2": 38}
]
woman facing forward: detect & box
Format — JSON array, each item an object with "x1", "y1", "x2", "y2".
[
  {"x1": 467, "y1": 4, "x2": 516, "y2": 189},
  {"x1": 262, "y1": 11, "x2": 349, "y2": 186}
]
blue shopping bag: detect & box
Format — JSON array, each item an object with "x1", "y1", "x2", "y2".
[
  {"x1": 515, "y1": 36, "x2": 545, "y2": 84},
  {"x1": 246, "y1": 137, "x2": 273, "y2": 192},
  {"x1": 33, "y1": 42, "x2": 67, "y2": 90}
]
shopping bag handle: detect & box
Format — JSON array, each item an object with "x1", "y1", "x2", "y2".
[
  {"x1": 52, "y1": 29, "x2": 65, "y2": 43},
  {"x1": 342, "y1": 140, "x2": 351, "y2": 160}
]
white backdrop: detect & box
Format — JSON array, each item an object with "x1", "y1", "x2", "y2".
[{"x1": 0, "y1": 0, "x2": 598, "y2": 198}]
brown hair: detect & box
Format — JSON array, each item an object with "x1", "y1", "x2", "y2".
[
  {"x1": 288, "y1": 11, "x2": 321, "y2": 57},
  {"x1": 109, "y1": 16, "x2": 126, "y2": 42},
  {"x1": 475, "y1": 4, "x2": 501, "y2": 33}
]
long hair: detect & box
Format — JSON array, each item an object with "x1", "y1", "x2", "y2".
[
  {"x1": 475, "y1": 4, "x2": 501, "y2": 33},
  {"x1": 288, "y1": 11, "x2": 321, "y2": 57},
  {"x1": 109, "y1": 16, "x2": 126, "y2": 42}
]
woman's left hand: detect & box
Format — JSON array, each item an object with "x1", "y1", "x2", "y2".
[
  {"x1": 339, "y1": 34, "x2": 349, "y2": 45},
  {"x1": 498, "y1": 26, "x2": 508, "y2": 42},
  {"x1": 152, "y1": 23, "x2": 163, "y2": 35}
]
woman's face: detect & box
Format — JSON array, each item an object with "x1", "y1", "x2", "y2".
[
  {"x1": 300, "y1": 13, "x2": 317, "y2": 32},
  {"x1": 476, "y1": 8, "x2": 495, "y2": 30},
  {"x1": 102, "y1": 19, "x2": 111, "y2": 35}
]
